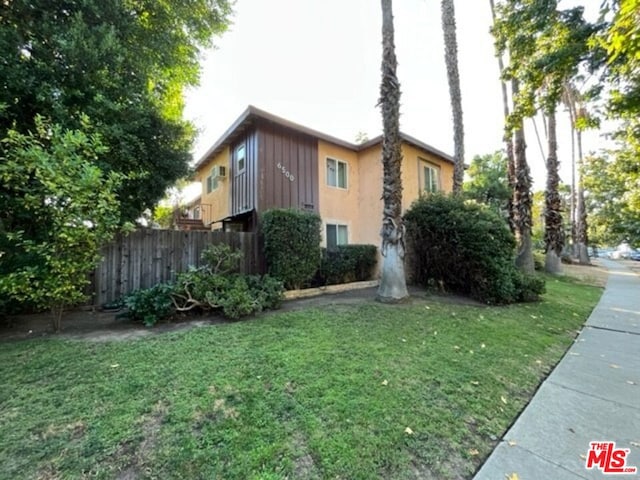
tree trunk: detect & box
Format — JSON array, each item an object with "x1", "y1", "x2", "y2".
[
  {"x1": 575, "y1": 128, "x2": 590, "y2": 264},
  {"x1": 441, "y1": 0, "x2": 464, "y2": 194},
  {"x1": 489, "y1": 0, "x2": 515, "y2": 232},
  {"x1": 511, "y1": 80, "x2": 535, "y2": 274},
  {"x1": 563, "y1": 82, "x2": 577, "y2": 256},
  {"x1": 543, "y1": 108, "x2": 563, "y2": 274},
  {"x1": 378, "y1": 0, "x2": 408, "y2": 303},
  {"x1": 51, "y1": 304, "x2": 64, "y2": 332}
]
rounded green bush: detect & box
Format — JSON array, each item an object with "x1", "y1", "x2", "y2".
[{"x1": 404, "y1": 194, "x2": 544, "y2": 304}]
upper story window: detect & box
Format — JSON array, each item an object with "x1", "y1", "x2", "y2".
[
  {"x1": 326, "y1": 157, "x2": 347, "y2": 189},
  {"x1": 206, "y1": 166, "x2": 219, "y2": 193},
  {"x1": 420, "y1": 159, "x2": 440, "y2": 193},
  {"x1": 235, "y1": 144, "x2": 246, "y2": 174}
]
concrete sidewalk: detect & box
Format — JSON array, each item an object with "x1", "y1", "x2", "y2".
[{"x1": 474, "y1": 259, "x2": 640, "y2": 480}]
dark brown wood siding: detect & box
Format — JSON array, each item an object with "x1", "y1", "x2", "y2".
[
  {"x1": 257, "y1": 121, "x2": 319, "y2": 212},
  {"x1": 231, "y1": 128, "x2": 259, "y2": 216}
]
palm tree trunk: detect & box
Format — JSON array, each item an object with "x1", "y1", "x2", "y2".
[
  {"x1": 575, "y1": 127, "x2": 590, "y2": 264},
  {"x1": 489, "y1": 0, "x2": 515, "y2": 232},
  {"x1": 563, "y1": 82, "x2": 578, "y2": 256},
  {"x1": 441, "y1": 0, "x2": 464, "y2": 194},
  {"x1": 511, "y1": 79, "x2": 535, "y2": 274},
  {"x1": 543, "y1": 107, "x2": 563, "y2": 273},
  {"x1": 377, "y1": 0, "x2": 408, "y2": 302}
]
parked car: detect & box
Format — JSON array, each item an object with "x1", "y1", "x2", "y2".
[{"x1": 630, "y1": 250, "x2": 640, "y2": 261}]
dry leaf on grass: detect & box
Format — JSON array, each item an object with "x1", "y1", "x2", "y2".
[
  {"x1": 404, "y1": 427, "x2": 414, "y2": 435},
  {"x1": 469, "y1": 448, "x2": 479, "y2": 456},
  {"x1": 500, "y1": 396, "x2": 508, "y2": 404},
  {"x1": 381, "y1": 379, "x2": 388, "y2": 386}
]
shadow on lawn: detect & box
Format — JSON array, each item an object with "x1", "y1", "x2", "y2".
[{"x1": 0, "y1": 285, "x2": 486, "y2": 343}]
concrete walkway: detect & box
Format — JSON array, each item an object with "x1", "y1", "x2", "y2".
[{"x1": 474, "y1": 259, "x2": 640, "y2": 480}]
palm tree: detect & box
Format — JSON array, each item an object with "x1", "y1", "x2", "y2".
[
  {"x1": 489, "y1": 0, "x2": 515, "y2": 232},
  {"x1": 441, "y1": 0, "x2": 464, "y2": 194},
  {"x1": 544, "y1": 107, "x2": 564, "y2": 273},
  {"x1": 511, "y1": 79, "x2": 535, "y2": 274},
  {"x1": 563, "y1": 83, "x2": 590, "y2": 264},
  {"x1": 377, "y1": 0, "x2": 409, "y2": 302}
]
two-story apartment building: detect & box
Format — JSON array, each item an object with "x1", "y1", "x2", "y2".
[{"x1": 193, "y1": 106, "x2": 454, "y2": 248}]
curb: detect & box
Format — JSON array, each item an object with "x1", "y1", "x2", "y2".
[{"x1": 284, "y1": 280, "x2": 380, "y2": 300}]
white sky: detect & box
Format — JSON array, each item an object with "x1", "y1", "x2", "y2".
[{"x1": 184, "y1": 0, "x2": 607, "y2": 200}]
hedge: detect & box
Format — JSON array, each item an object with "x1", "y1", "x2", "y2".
[
  {"x1": 316, "y1": 244, "x2": 378, "y2": 286},
  {"x1": 261, "y1": 208, "x2": 322, "y2": 289},
  {"x1": 404, "y1": 193, "x2": 545, "y2": 304}
]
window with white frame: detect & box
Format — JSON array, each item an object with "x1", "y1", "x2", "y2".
[
  {"x1": 420, "y1": 159, "x2": 440, "y2": 193},
  {"x1": 206, "y1": 167, "x2": 219, "y2": 193},
  {"x1": 235, "y1": 143, "x2": 246, "y2": 173},
  {"x1": 326, "y1": 157, "x2": 347, "y2": 189},
  {"x1": 326, "y1": 223, "x2": 348, "y2": 250}
]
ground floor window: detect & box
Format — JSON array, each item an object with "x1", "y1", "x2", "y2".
[{"x1": 326, "y1": 223, "x2": 348, "y2": 249}]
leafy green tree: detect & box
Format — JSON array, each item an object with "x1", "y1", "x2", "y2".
[
  {"x1": 0, "y1": 117, "x2": 125, "y2": 330},
  {"x1": 0, "y1": 0, "x2": 232, "y2": 220},
  {"x1": 583, "y1": 151, "x2": 640, "y2": 246},
  {"x1": 463, "y1": 151, "x2": 511, "y2": 214},
  {"x1": 492, "y1": 1, "x2": 537, "y2": 274},
  {"x1": 492, "y1": 0, "x2": 596, "y2": 272}
]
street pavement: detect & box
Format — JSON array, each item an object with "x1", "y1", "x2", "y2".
[{"x1": 474, "y1": 259, "x2": 640, "y2": 480}]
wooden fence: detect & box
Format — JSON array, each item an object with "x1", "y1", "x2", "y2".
[{"x1": 91, "y1": 229, "x2": 260, "y2": 306}]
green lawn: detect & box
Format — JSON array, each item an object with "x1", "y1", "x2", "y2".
[{"x1": 0, "y1": 276, "x2": 601, "y2": 479}]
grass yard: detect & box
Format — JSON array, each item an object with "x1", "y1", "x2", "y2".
[{"x1": 0, "y1": 275, "x2": 602, "y2": 479}]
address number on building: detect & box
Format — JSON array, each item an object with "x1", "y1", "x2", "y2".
[{"x1": 277, "y1": 162, "x2": 295, "y2": 182}]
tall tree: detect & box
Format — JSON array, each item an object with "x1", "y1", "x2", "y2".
[
  {"x1": 441, "y1": 0, "x2": 465, "y2": 194},
  {"x1": 377, "y1": 0, "x2": 409, "y2": 302},
  {"x1": 492, "y1": 0, "x2": 596, "y2": 273},
  {"x1": 510, "y1": 79, "x2": 535, "y2": 273},
  {"x1": 536, "y1": 6, "x2": 595, "y2": 271},
  {"x1": 492, "y1": 2, "x2": 536, "y2": 273},
  {"x1": 563, "y1": 84, "x2": 597, "y2": 264},
  {"x1": 0, "y1": 0, "x2": 232, "y2": 221},
  {"x1": 544, "y1": 109, "x2": 564, "y2": 272},
  {"x1": 489, "y1": 0, "x2": 516, "y2": 233}
]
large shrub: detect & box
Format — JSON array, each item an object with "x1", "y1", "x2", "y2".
[
  {"x1": 0, "y1": 117, "x2": 124, "y2": 331},
  {"x1": 404, "y1": 194, "x2": 545, "y2": 304},
  {"x1": 316, "y1": 245, "x2": 378, "y2": 285},
  {"x1": 123, "y1": 244, "x2": 284, "y2": 325},
  {"x1": 261, "y1": 209, "x2": 322, "y2": 289},
  {"x1": 123, "y1": 283, "x2": 174, "y2": 327}
]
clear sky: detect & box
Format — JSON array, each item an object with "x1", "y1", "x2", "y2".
[{"x1": 183, "y1": 0, "x2": 605, "y2": 198}]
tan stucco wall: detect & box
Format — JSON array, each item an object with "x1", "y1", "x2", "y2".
[
  {"x1": 318, "y1": 140, "x2": 360, "y2": 247},
  {"x1": 356, "y1": 145, "x2": 384, "y2": 247},
  {"x1": 355, "y1": 143, "x2": 454, "y2": 248},
  {"x1": 196, "y1": 146, "x2": 231, "y2": 229}
]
